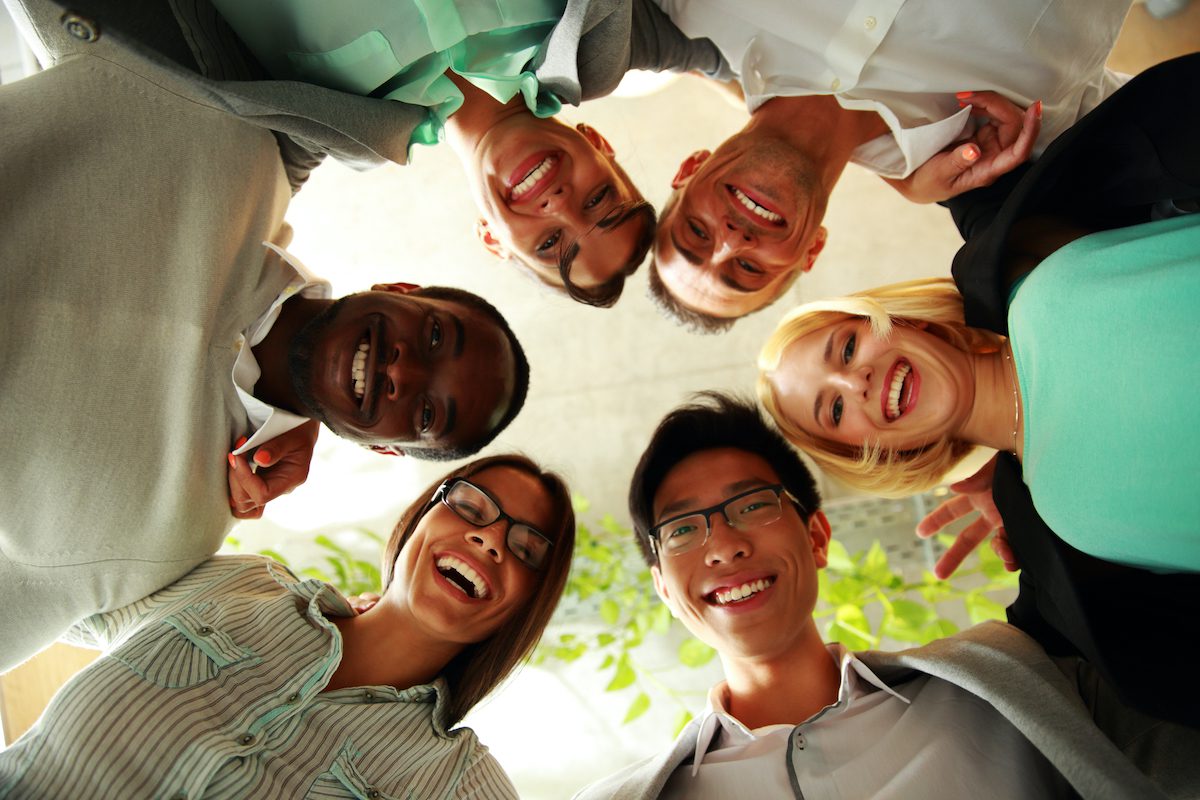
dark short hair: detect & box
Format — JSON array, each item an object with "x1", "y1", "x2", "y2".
[
  {"x1": 400, "y1": 286, "x2": 530, "y2": 461},
  {"x1": 382, "y1": 454, "x2": 575, "y2": 727},
  {"x1": 628, "y1": 392, "x2": 821, "y2": 565}
]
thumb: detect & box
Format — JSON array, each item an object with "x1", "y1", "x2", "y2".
[{"x1": 953, "y1": 143, "x2": 980, "y2": 171}]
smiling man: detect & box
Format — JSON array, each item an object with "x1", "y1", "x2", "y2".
[
  {"x1": 574, "y1": 394, "x2": 1195, "y2": 799},
  {"x1": 649, "y1": 0, "x2": 1134, "y2": 332},
  {"x1": 0, "y1": 24, "x2": 527, "y2": 673}
]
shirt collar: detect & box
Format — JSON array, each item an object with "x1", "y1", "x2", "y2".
[{"x1": 689, "y1": 643, "x2": 911, "y2": 774}]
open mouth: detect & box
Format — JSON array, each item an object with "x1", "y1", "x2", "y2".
[
  {"x1": 436, "y1": 555, "x2": 490, "y2": 600},
  {"x1": 349, "y1": 316, "x2": 383, "y2": 419},
  {"x1": 883, "y1": 359, "x2": 916, "y2": 421},
  {"x1": 508, "y1": 152, "x2": 559, "y2": 202},
  {"x1": 727, "y1": 184, "x2": 784, "y2": 226},
  {"x1": 706, "y1": 576, "x2": 775, "y2": 606}
]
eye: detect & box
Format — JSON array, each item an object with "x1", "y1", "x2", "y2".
[
  {"x1": 584, "y1": 185, "x2": 610, "y2": 210},
  {"x1": 452, "y1": 499, "x2": 488, "y2": 524},
  {"x1": 536, "y1": 230, "x2": 562, "y2": 254},
  {"x1": 842, "y1": 332, "x2": 856, "y2": 364},
  {"x1": 687, "y1": 219, "x2": 709, "y2": 241},
  {"x1": 831, "y1": 397, "x2": 844, "y2": 427},
  {"x1": 666, "y1": 523, "x2": 697, "y2": 539},
  {"x1": 429, "y1": 318, "x2": 442, "y2": 350},
  {"x1": 739, "y1": 501, "x2": 770, "y2": 514},
  {"x1": 735, "y1": 259, "x2": 763, "y2": 275}
]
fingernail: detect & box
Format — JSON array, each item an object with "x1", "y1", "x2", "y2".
[
  {"x1": 228, "y1": 453, "x2": 237, "y2": 469},
  {"x1": 1034, "y1": 100, "x2": 1043, "y2": 119},
  {"x1": 957, "y1": 100, "x2": 967, "y2": 108},
  {"x1": 253, "y1": 450, "x2": 270, "y2": 466},
  {"x1": 235, "y1": 436, "x2": 248, "y2": 448},
  {"x1": 962, "y1": 145, "x2": 980, "y2": 162},
  {"x1": 955, "y1": 91, "x2": 973, "y2": 100}
]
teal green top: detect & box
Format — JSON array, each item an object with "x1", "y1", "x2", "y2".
[
  {"x1": 211, "y1": 0, "x2": 565, "y2": 153},
  {"x1": 1007, "y1": 213, "x2": 1200, "y2": 573}
]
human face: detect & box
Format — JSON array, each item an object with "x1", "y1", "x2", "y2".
[
  {"x1": 650, "y1": 448, "x2": 829, "y2": 660},
  {"x1": 766, "y1": 317, "x2": 974, "y2": 451},
  {"x1": 289, "y1": 288, "x2": 515, "y2": 453},
  {"x1": 469, "y1": 119, "x2": 648, "y2": 290},
  {"x1": 654, "y1": 142, "x2": 828, "y2": 320},
  {"x1": 391, "y1": 466, "x2": 554, "y2": 645}
]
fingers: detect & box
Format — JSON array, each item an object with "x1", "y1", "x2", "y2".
[
  {"x1": 991, "y1": 528, "x2": 1020, "y2": 571},
  {"x1": 916, "y1": 494, "x2": 974, "y2": 538},
  {"x1": 933, "y1": 515, "x2": 994, "y2": 579},
  {"x1": 227, "y1": 452, "x2": 269, "y2": 519}
]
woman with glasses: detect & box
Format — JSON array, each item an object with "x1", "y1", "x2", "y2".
[{"x1": 0, "y1": 455, "x2": 574, "y2": 799}]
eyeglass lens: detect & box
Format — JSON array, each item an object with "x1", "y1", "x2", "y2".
[
  {"x1": 443, "y1": 481, "x2": 552, "y2": 569},
  {"x1": 656, "y1": 487, "x2": 784, "y2": 555}
]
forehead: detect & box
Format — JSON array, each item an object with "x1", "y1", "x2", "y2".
[
  {"x1": 653, "y1": 448, "x2": 782, "y2": 519},
  {"x1": 468, "y1": 466, "x2": 555, "y2": 533}
]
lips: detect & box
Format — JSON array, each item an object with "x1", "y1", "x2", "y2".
[
  {"x1": 726, "y1": 184, "x2": 785, "y2": 227},
  {"x1": 704, "y1": 574, "x2": 776, "y2": 607},
  {"x1": 433, "y1": 551, "x2": 493, "y2": 602},
  {"x1": 507, "y1": 151, "x2": 560, "y2": 203},
  {"x1": 882, "y1": 359, "x2": 918, "y2": 421},
  {"x1": 348, "y1": 314, "x2": 383, "y2": 422}
]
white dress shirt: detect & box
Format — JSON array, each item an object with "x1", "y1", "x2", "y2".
[
  {"x1": 654, "y1": 0, "x2": 1131, "y2": 177},
  {"x1": 230, "y1": 241, "x2": 331, "y2": 456},
  {"x1": 659, "y1": 643, "x2": 1072, "y2": 800}
]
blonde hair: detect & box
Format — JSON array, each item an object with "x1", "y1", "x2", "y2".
[{"x1": 756, "y1": 278, "x2": 1003, "y2": 497}]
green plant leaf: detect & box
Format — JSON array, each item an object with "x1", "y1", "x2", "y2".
[
  {"x1": 673, "y1": 709, "x2": 694, "y2": 737},
  {"x1": 572, "y1": 495, "x2": 592, "y2": 514},
  {"x1": 964, "y1": 592, "x2": 1007, "y2": 625},
  {"x1": 825, "y1": 540, "x2": 855, "y2": 572},
  {"x1": 600, "y1": 598, "x2": 621, "y2": 625},
  {"x1": 599, "y1": 654, "x2": 614, "y2": 670},
  {"x1": 597, "y1": 632, "x2": 616, "y2": 647},
  {"x1": 678, "y1": 639, "x2": 717, "y2": 668},
  {"x1": 258, "y1": 548, "x2": 289, "y2": 565},
  {"x1": 622, "y1": 692, "x2": 651, "y2": 724},
  {"x1": 606, "y1": 655, "x2": 636, "y2": 692},
  {"x1": 861, "y1": 541, "x2": 891, "y2": 584}
]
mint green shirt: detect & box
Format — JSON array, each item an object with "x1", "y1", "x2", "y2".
[
  {"x1": 212, "y1": 0, "x2": 565, "y2": 153},
  {"x1": 1008, "y1": 213, "x2": 1200, "y2": 572}
]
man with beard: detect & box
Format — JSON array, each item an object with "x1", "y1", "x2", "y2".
[{"x1": 0, "y1": 29, "x2": 527, "y2": 671}]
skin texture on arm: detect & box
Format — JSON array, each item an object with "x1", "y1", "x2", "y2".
[{"x1": 885, "y1": 93, "x2": 1042, "y2": 204}]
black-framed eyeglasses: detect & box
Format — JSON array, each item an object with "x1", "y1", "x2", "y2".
[
  {"x1": 433, "y1": 478, "x2": 554, "y2": 570},
  {"x1": 649, "y1": 484, "x2": 802, "y2": 558}
]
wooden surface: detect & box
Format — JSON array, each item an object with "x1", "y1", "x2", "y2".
[{"x1": 1, "y1": 643, "x2": 98, "y2": 746}]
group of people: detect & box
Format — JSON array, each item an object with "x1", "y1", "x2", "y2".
[{"x1": 1, "y1": 0, "x2": 1196, "y2": 798}]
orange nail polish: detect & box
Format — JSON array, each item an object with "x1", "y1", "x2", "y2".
[
  {"x1": 955, "y1": 91, "x2": 973, "y2": 100},
  {"x1": 1034, "y1": 100, "x2": 1043, "y2": 119},
  {"x1": 253, "y1": 450, "x2": 271, "y2": 466},
  {"x1": 228, "y1": 453, "x2": 237, "y2": 469},
  {"x1": 962, "y1": 145, "x2": 980, "y2": 162},
  {"x1": 235, "y1": 436, "x2": 248, "y2": 448}
]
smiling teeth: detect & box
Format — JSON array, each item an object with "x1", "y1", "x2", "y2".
[
  {"x1": 887, "y1": 362, "x2": 911, "y2": 420},
  {"x1": 351, "y1": 339, "x2": 369, "y2": 400},
  {"x1": 712, "y1": 578, "x2": 773, "y2": 606},
  {"x1": 512, "y1": 156, "x2": 556, "y2": 199},
  {"x1": 732, "y1": 188, "x2": 782, "y2": 223},
  {"x1": 437, "y1": 555, "x2": 489, "y2": 600}
]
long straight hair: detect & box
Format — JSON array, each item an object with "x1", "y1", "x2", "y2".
[{"x1": 381, "y1": 454, "x2": 575, "y2": 726}]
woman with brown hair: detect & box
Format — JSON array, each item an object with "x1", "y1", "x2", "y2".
[{"x1": 0, "y1": 454, "x2": 575, "y2": 799}]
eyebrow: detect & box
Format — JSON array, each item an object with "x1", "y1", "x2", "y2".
[
  {"x1": 558, "y1": 203, "x2": 644, "y2": 278},
  {"x1": 451, "y1": 313, "x2": 464, "y2": 358},
  {"x1": 656, "y1": 478, "x2": 772, "y2": 521},
  {"x1": 668, "y1": 228, "x2": 704, "y2": 267},
  {"x1": 812, "y1": 329, "x2": 836, "y2": 429}
]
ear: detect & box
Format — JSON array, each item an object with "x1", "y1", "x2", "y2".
[
  {"x1": 371, "y1": 282, "x2": 421, "y2": 295},
  {"x1": 650, "y1": 564, "x2": 679, "y2": 618},
  {"x1": 806, "y1": 510, "x2": 832, "y2": 568},
  {"x1": 671, "y1": 150, "x2": 711, "y2": 189},
  {"x1": 801, "y1": 226, "x2": 828, "y2": 273},
  {"x1": 575, "y1": 122, "x2": 615, "y2": 158},
  {"x1": 474, "y1": 219, "x2": 511, "y2": 261},
  {"x1": 366, "y1": 444, "x2": 405, "y2": 457}
]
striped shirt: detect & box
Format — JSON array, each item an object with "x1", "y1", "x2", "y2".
[{"x1": 0, "y1": 556, "x2": 518, "y2": 800}]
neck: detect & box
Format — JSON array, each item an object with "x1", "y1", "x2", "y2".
[
  {"x1": 718, "y1": 624, "x2": 840, "y2": 729},
  {"x1": 444, "y1": 71, "x2": 530, "y2": 165},
  {"x1": 250, "y1": 295, "x2": 329, "y2": 415},
  {"x1": 325, "y1": 595, "x2": 462, "y2": 692},
  {"x1": 749, "y1": 95, "x2": 889, "y2": 194},
  {"x1": 960, "y1": 342, "x2": 1024, "y2": 459}
]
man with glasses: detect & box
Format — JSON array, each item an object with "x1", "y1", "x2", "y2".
[{"x1": 574, "y1": 394, "x2": 1194, "y2": 799}]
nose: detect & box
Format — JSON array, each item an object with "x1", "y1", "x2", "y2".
[
  {"x1": 712, "y1": 219, "x2": 756, "y2": 262},
  {"x1": 538, "y1": 184, "x2": 569, "y2": 215},
  {"x1": 466, "y1": 523, "x2": 506, "y2": 563},
  {"x1": 830, "y1": 365, "x2": 871, "y2": 400},
  {"x1": 385, "y1": 341, "x2": 428, "y2": 400},
  {"x1": 703, "y1": 514, "x2": 752, "y2": 566}
]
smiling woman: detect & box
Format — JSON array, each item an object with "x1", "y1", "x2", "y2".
[{"x1": 0, "y1": 455, "x2": 575, "y2": 798}]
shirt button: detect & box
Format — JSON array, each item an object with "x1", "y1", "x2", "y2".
[
  {"x1": 366, "y1": 790, "x2": 381, "y2": 799},
  {"x1": 60, "y1": 12, "x2": 100, "y2": 42},
  {"x1": 238, "y1": 733, "x2": 255, "y2": 746},
  {"x1": 864, "y1": 16, "x2": 877, "y2": 30},
  {"x1": 794, "y1": 731, "x2": 806, "y2": 749},
  {"x1": 830, "y1": 77, "x2": 841, "y2": 91},
  {"x1": 286, "y1": 693, "x2": 300, "y2": 703},
  {"x1": 197, "y1": 626, "x2": 214, "y2": 635}
]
